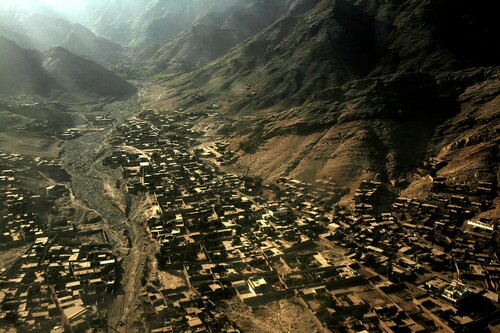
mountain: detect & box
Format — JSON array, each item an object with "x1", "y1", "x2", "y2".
[
  {"x1": 2, "y1": 0, "x2": 288, "y2": 67},
  {"x1": 163, "y1": 0, "x2": 498, "y2": 112},
  {"x1": 0, "y1": 0, "x2": 497, "y2": 192},
  {"x1": 60, "y1": 23, "x2": 124, "y2": 65},
  {"x1": 85, "y1": 0, "x2": 241, "y2": 48},
  {"x1": 220, "y1": 68, "x2": 499, "y2": 185},
  {"x1": 145, "y1": 0, "x2": 297, "y2": 73},
  {"x1": 0, "y1": 37, "x2": 135, "y2": 98},
  {"x1": 0, "y1": 36, "x2": 58, "y2": 97},
  {"x1": 0, "y1": 21, "x2": 37, "y2": 49},
  {"x1": 146, "y1": 0, "x2": 499, "y2": 189},
  {"x1": 0, "y1": 13, "x2": 123, "y2": 65},
  {"x1": 43, "y1": 47, "x2": 136, "y2": 98},
  {"x1": 84, "y1": 0, "x2": 152, "y2": 45}
]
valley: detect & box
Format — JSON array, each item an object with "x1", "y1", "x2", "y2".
[
  {"x1": 0, "y1": 0, "x2": 499, "y2": 332},
  {"x1": 1, "y1": 89, "x2": 498, "y2": 332}
]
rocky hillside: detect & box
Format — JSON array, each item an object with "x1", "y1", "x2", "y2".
[
  {"x1": 43, "y1": 47, "x2": 136, "y2": 98},
  {"x1": 162, "y1": 0, "x2": 497, "y2": 110},
  {"x1": 145, "y1": 0, "x2": 297, "y2": 73},
  {"x1": 216, "y1": 68, "x2": 499, "y2": 186},
  {"x1": 146, "y1": 0, "x2": 499, "y2": 191},
  {"x1": 0, "y1": 36, "x2": 59, "y2": 97}
]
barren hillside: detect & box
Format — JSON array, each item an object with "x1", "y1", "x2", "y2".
[{"x1": 143, "y1": 0, "x2": 499, "y2": 194}]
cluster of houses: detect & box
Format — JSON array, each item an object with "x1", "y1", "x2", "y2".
[
  {"x1": 266, "y1": 175, "x2": 499, "y2": 331},
  {"x1": 59, "y1": 129, "x2": 82, "y2": 140},
  {"x1": 144, "y1": 286, "x2": 240, "y2": 333},
  {"x1": 58, "y1": 115, "x2": 116, "y2": 140},
  {"x1": 323, "y1": 175, "x2": 500, "y2": 331},
  {"x1": 102, "y1": 108, "x2": 500, "y2": 332},
  {"x1": 84, "y1": 114, "x2": 115, "y2": 127},
  {"x1": 392, "y1": 175, "x2": 499, "y2": 289},
  {"x1": 0, "y1": 153, "x2": 74, "y2": 246},
  {"x1": 0, "y1": 152, "x2": 116, "y2": 332},
  {"x1": 0, "y1": 153, "x2": 49, "y2": 247},
  {"x1": 1, "y1": 231, "x2": 116, "y2": 332},
  {"x1": 354, "y1": 180, "x2": 385, "y2": 214},
  {"x1": 2, "y1": 104, "x2": 499, "y2": 332}
]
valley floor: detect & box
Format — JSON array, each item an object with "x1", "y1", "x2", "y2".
[{"x1": 0, "y1": 92, "x2": 498, "y2": 333}]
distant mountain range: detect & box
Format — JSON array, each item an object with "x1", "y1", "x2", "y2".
[
  {"x1": 165, "y1": 0, "x2": 498, "y2": 110},
  {"x1": 85, "y1": 0, "x2": 241, "y2": 48},
  {"x1": 0, "y1": 13, "x2": 123, "y2": 65},
  {"x1": 144, "y1": 0, "x2": 297, "y2": 73},
  {"x1": 0, "y1": 36, "x2": 135, "y2": 98}
]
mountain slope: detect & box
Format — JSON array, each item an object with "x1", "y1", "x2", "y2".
[
  {"x1": 86, "y1": 0, "x2": 240, "y2": 48},
  {"x1": 60, "y1": 23, "x2": 123, "y2": 65},
  {"x1": 0, "y1": 37, "x2": 135, "y2": 98},
  {"x1": 43, "y1": 47, "x2": 136, "y2": 98},
  {"x1": 222, "y1": 68, "x2": 498, "y2": 184},
  {"x1": 145, "y1": 0, "x2": 296, "y2": 73},
  {"x1": 164, "y1": 0, "x2": 393, "y2": 111},
  {"x1": 160, "y1": 0, "x2": 498, "y2": 113},
  {"x1": 144, "y1": 0, "x2": 499, "y2": 190},
  {"x1": 0, "y1": 36, "x2": 58, "y2": 96},
  {"x1": 0, "y1": 21, "x2": 37, "y2": 50}
]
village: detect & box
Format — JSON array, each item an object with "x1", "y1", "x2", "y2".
[
  {"x1": 0, "y1": 152, "x2": 117, "y2": 332},
  {"x1": 0, "y1": 106, "x2": 499, "y2": 333}
]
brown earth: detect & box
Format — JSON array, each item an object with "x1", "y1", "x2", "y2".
[{"x1": 224, "y1": 298, "x2": 327, "y2": 333}]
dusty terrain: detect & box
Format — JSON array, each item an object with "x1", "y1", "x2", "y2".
[
  {"x1": 225, "y1": 298, "x2": 326, "y2": 333},
  {"x1": 0, "y1": 131, "x2": 61, "y2": 158},
  {"x1": 0, "y1": 246, "x2": 29, "y2": 271}
]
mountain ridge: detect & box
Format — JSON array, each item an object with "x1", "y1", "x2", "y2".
[
  {"x1": 0, "y1": 36, "x2": 59, "y2": 97},
  {"x1": 0, "y1": 37, "x2": 135, "y2": 98},
  {"x1": 144, "y1": 0, "x2": 300, "y2": 73},
  {"x1": 43, "y1": 46, "x2": 137, "y2": 98}
]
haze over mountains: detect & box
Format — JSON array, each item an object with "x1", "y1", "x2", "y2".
[
  {"x1": 0, "y1": 0, "x2": 498, "y2": 192},
  {"x1": 0, "y1": 12, "x2": 123, "y2": 64},
  {"x1": 0, "y1": 35, "x2": 134, "y2": 98},
  {"x1": 0, "y1": 36, "x2": 58, "y2": 96},
  {"x1": 43, "y1": 47, "x2": 136, "y2": 97}
]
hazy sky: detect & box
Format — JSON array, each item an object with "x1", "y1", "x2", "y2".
[
  {"x1": 0, "y1": 0, "x2": 88, "y2": 20},
  {"x1": 0, "y1": 0, "x2": 86, "y2": 10}
]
